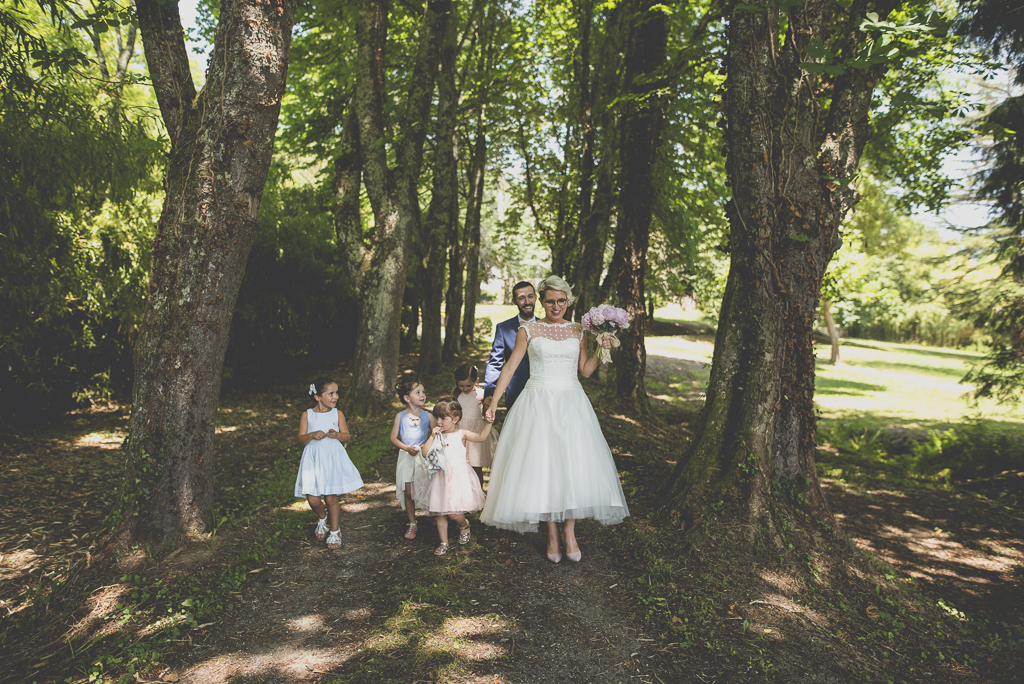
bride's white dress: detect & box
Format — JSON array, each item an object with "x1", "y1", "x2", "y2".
[{"x1": 480, "y1": 321, "x2": 630, "y2": 533}]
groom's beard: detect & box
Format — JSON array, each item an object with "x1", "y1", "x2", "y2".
[{"x1": 517, "y1": 303, "x2": 534, "y2": 319}]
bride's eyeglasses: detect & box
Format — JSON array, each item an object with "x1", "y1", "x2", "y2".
[{"x1": 542, "y1": 297, "x2": 568, "y2": 307}]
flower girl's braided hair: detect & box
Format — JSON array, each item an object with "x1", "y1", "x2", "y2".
[
  {"x1": 451, "y1": 363, "x2": 479, "y2": 397},
  {"x1": 538, "y1": 275, "x2": 575, "y2": 306},
  {"x1": 308, "y1": 377, "x2": 334, "y2": 406},
  {"x1": 395, "y1": 377, "x2": 422, "y2": 405},
  {"x1": 431, "y1": 397, "x2": 463, "y2": 422}
]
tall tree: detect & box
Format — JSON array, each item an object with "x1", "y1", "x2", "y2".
[
  {"x1": 334, "y1": 0, "x2": 451, "y2": 409},
  {"x1": 608, "y1": 0, "x2": 668, "y2": 413},
  {"x1": 662, "y1": 0, "x2": 918, "y2": 529},
  {"x1": 957, "y1": 0, "x2": 1024, "y2": 405},
  {"x1": 118, "y1": 0, "x2": 297, "y2": 540},
  {"x1": 419, "y1": 2, "x2": 460, "y2": 375}
]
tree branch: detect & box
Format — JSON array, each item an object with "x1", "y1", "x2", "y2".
[{"x1": 135, "y1": 0, "x2": 196, "y2": 140}]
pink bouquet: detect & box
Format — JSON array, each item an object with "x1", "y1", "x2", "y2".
[{"x1": 581, "y1": 304, "x2": 630, "y2": 364}]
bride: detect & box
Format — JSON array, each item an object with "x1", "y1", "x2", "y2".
[{"x1": 481, "y1": 275, "x2": 630, "y2": 563}]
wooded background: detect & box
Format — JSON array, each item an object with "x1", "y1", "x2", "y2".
[{"x1": 1, "y1": 0, "x2": 1022, "y2": 541}]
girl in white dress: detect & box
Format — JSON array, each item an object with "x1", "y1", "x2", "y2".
[
  {"x1": 419, "y1": 398, "x2": 493, "y2": 556},
  {"x1": 453, "y1": 363, "x2": 493, "y2": 487},
  {"x1": 295, "y1": 377, "x2": 364, "y2": 549},
  {"x1": 482, "y1": 276, "x2": 629, "y2": 563},
  {"x1": 389, "y1": 378, "x2": 435, "y2": 540}
]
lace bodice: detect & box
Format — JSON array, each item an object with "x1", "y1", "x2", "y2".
[{"x1": 521, "y1": 321, "x2": 583, "y2": 379}]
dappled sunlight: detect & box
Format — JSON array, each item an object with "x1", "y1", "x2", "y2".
[
  {"x1": 182, "y1": 643, "x2": 354, "y2": 682},
  {"x1": 68, "y1": 582, "x2": 131, "y2": 639},
  {"x1": 420, "y1": 614, "x2": 510, "y2": 660},
  {"x1": 822, "y1": 476, "x2": 1024, "y2": 618},
  {"x1": 73, "y1": 432, "x2": 125, "y2": 448},
  {"x1": 285, "y1": 614, "x2": 326, "y2": 632},
  {"x1": 758, "y1": 569, "x2": 807, "y2": 595}
]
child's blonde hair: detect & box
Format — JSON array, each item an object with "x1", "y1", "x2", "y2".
[{"x1": 451, "y1": 363, "x2": 479, "y2": 397}]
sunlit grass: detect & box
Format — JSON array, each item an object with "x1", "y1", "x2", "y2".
[{"x1": 813, "y1": 339, "x2": 1022, "y2": 428}]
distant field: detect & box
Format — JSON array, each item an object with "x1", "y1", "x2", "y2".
[{"x1": 473, "y1": 303, "x2": 1021, "y2": 432}]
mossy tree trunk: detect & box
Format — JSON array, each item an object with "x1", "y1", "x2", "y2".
[
  {"x1": 663, "y1": 0, "x2": 897, "y2": 532},
  {"x1": 333, "y1": 0, "x2": 451, "y2": 410},
  {"x1": 119, "y1": 0, "x2": 296, "y2": 541}
]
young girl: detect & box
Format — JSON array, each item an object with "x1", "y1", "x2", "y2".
[
  {"x1": 390, "y1": 378, "x2": 435, "y2": 540},
  {"x1": 419, "y1": 398, "x2": 492, "y2": 556},
  {"x1": 295, "y1": 377, "x2": 364, "y2": 549},
  {"x1": 453, "y1": 363, "x2": 493, "y2": 487}
]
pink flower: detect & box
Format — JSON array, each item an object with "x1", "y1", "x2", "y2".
[{"x1": 582, "y1": 304, "x2": 630, "y2": 335}]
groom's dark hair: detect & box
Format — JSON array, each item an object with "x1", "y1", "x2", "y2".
[{"x1": 511, "y1": 280, "x2": 534, "y2": 296}]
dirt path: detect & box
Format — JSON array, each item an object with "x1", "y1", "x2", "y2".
[
  {"x1": 2, "y1": 385, "x2": 1023, "y2": 682},
  {"x1": 168, "y1": 479, "x2": 656, "y2": 684}
]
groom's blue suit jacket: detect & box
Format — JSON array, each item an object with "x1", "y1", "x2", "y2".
[{"x1": 484, "y1": 315, "x2": 531, "y2": 409}]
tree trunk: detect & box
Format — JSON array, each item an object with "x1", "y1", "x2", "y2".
[
  {"x1": 420, "y1": 6, "x2": 460, "y2": 375},
  {"x1": 823, "y1": 299, "x2": 840, "y2": 364},
  {"x1": 461, "y1": 123, "x2": 487, "y2": 345},
  {"x1": 663, "y1": 0, "x2": 896, "y2": 535},
  {"x1": 442, "y1": 222, "x2": 464, "y2": 360},
  {"x1": 333, "y1": 0, "x2": 451, "y2": 411},
  {"x1": 118, "y1": 0, "x2": 295, "y2": 541},
  {"x1": 575, "y1": 6, "x2": 623, "y2": 319},
  {"x1": 609, "y1": 0, "x2": 666, "y2": 414}
]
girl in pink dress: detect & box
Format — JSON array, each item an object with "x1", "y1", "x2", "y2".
[
  {"x1": 419, "y1": 398, "x2": 492, "y2": 556},
  {"x1": 453, "y1": 363, "x2": 493, "y2": 487}
]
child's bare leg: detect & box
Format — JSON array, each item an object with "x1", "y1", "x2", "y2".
[
  {"x1": 435, "y1": 514, "x2": 449, "y2": 545},
  {"x1": 450, "y1": 512, "x2": 467, "y2": 529},
  {"x1": 306, "y1": 495, "x2": 326, "y2": 520},
  {"x1": 324, "y1": 494, "x2": 341, "y2": 531},
  {"x1": 404, "y1": 483, "x2": 417, "y2": 525},
  {"x1": 473, "y1": 466, "x2": 484, "y2": 488}
]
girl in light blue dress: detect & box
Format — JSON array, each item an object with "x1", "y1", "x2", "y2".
[
  {"x1": 295, "y1": 377, "x2": 364, "y2": 549},
  {"x1": 389, "y1": 377, "x2": 435, "y2": 540}
]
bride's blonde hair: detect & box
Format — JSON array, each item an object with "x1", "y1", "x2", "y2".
[{"x1": 537, "y1": 275, "x2": 575, "y2": 306}]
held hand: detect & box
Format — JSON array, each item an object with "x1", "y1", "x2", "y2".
[
  {"x1": 326, "y1": 429, "x2": 338, "y2": 439},
  {"x1": 598, "y1": 334, "x2": 614, "y2": 349},
  {"x1": 311, "y1": 430, "x2": 325, "y2": 440},
  {"x1": 406, "y1": 445, "x2": 419, "y2": 456},
  {"x1": 484, "y1": 408, "x2": 495, "y2": 423}
]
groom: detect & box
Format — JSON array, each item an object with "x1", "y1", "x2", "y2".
[{"x1": 483, "y1": 280, "x2": 536, "y2": 412}]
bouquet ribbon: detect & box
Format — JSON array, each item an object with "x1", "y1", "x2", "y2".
[{"x1": 595, "y1": 331, "x2": 620, "y2": 364}]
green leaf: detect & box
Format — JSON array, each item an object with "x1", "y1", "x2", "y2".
[{"x1": 789, "y1": 233, "x2": 810, "y2": 242}]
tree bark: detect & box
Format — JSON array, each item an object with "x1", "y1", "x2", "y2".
[
  {"x1": 420, "y1": 5, "x2": 460, "y2": 374},
  {"x1": 663, "y1": 0, "x2": 897, "y2": 536},
  {"x1": 119, "y1": 0, "x2": 296, "y2": 541},
  {"x1": 333, "y1": 0, "x2": 451, "y2": 410},
  {"x1": 575, "y1": 5, "x2": 623, "y2": 319},
  {"x1": 461, "y1": 122, "x2": 487, "y2": 345},
  {"x1": 609, "y1": 0, "x2": 666, "y2": 414}
]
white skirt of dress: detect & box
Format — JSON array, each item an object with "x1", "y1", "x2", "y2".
[
  {"x1": 294, "y1": 439, "x2": 364, "y2": 497},
  {"x1": 480, "y1": 375, "x2": 630, "y2": 533},
  {"x1": 395, "y1": 450, "x2": 418, "y2": 510}
]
